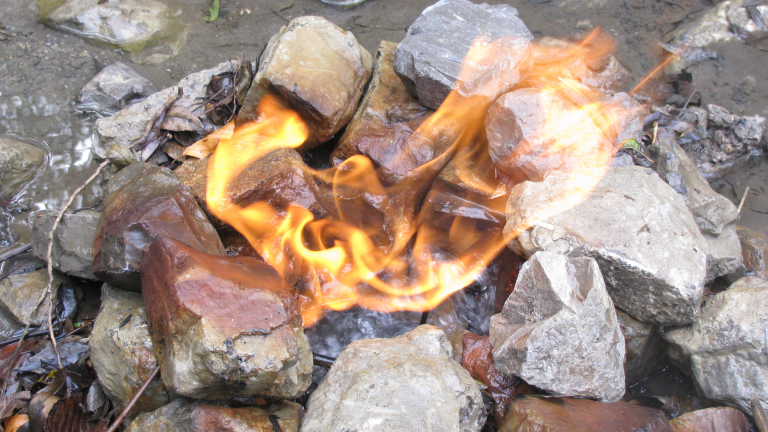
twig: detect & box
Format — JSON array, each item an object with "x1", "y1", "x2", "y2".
[
  {"x1": 738, "y1": 186, "x2": 750, "y2": 213},
  {"x1": 312, "y1": 353, "x2": 336, "y2": 369},
  {"x1": 0, "y1": 243, "x2": 32, "y2": 261},
  {"x1": 105, "y1": 364, "x2": 160, "y2": 432}
]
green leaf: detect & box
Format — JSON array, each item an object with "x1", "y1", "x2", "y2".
[{"x1": 205, "y1": 0, "x2": 220, "y2": 22}]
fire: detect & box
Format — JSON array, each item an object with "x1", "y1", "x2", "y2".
[{"x1": 206, "y1": 29, "x2": 638, "y2": 326}]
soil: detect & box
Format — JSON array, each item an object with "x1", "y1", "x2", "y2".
[{"x1": 1, "y1": 0, "x2": 766, "y2": 224}]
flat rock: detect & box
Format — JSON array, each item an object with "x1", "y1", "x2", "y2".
[
  {"x1": 0, "y1": 268, "x2": 68, "y2": 326},
  {"x1": 92, "y1": 162, "x2": 224, "y2": 292},
  {"x1": 394, "y1": 0, "x2": 533, "y2": 109},
  {"x1": 77, "y1": 62, "x2": 156, "y2": 115},
  {"x1": 506, "y1": 166, "x2": 709, "y2": 326},
  {"x1": 669, "y1": 407, "x2": 750, "y2": 432},
  {"x1": 501, "y1": 396, "x2": 672, "y2": 432},
  {"x1": 0, "y1": 136, "x2": 46, "y2": 198},
  {"x1": 490, "y1": 251, "x2": 625, "y2": 402},
  {"x1": 703, "y1": 224, "x2": 742, "y2": 282},
  {"x1": 141, "y1": 237, "x2": 312, "y2": 400},
  {"x1": 301, "y1": 325, "x2": 485, "y2": 432},
  {"x1": 31, "y1": 209, "x2": 100, "y2": 280},
  {"x1": 736, "y1": 226, "x2": 768, "y2": 279},
  {"x1": 331, "y1": 41, "x2": 432, "y2": 167},
  {"x1": 616, "y1": 309, "x2": 666, "y2": 384},
  {"x1": 89, "y1": 284, "x2": 169, "y2": 417},
  {"x1": 240, "y1": 16, "x2": 372, "y2": 147},
  {"x1": 665, "y1": 276, "x2": 768, "y2": 413}
]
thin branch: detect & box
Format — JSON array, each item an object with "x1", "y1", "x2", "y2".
[
  {"x1": 105, "y1": 364, "x2": 160, "y2": 432},
  {"x1": 738, "y1": 186, "x2": 750, "y2": 214}
]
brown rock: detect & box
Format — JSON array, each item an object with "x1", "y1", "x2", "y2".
[
  {"x1": 141, "y1": 236, "x2": 312, "y2": 400},
  {"x1": 501, "y1": 396, "x2": 673, "y2": 432},
  {"x1": 669, "y1": 407, "x2": 749, "y2": 432},
  {"x1": 240, "y1": 16, "x2": 373, "y2": 148},
  {"x1": 331, "y1": 41, "x2": 432, "y2": 167},
  {"x1": 92, "y1": 162, "x2": 224, "y2": 291},
  {"x1": 737, "y1": 226, "x2": 768, "y2": 279},
  {"x1": 191, "y1": 403, "x2": 303, "y2": 432},
  {"x1": 462, "y1": 333, "x2": 516, "y2": 422}
]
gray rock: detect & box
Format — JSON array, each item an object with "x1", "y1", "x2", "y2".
[
  {"x1": 727, "y1": 0, "x2": 768, "y2": 42},
  {"x1": 0, "y1": 208, "x2": 13, "y2": 248},
  {"x1": 0, "y1": 307, "x2": 21, "y2": 341},
  {"x1": 301, "y1": 325, "x2": 485, "y2": 432},
  {"x1": 666, "y1": 277, "x2": 768, "y2": 413},
  {"x1": 241, "y1": 16, "x2": 372, "y2": 148},
  {"x1": 652, "y1": 134, "x2": 739, "y2": 236},
  {"x1": 89, "y1": 285, "x2": 169, "y2": 417},
  {"x1": 616, "y1": 309, "x2": 666, "y2": 384},
  {"x1": 506, "y1": 166, "x2": 709, "y2": 326},
  {"x1": 92, "y1": 61, "x2": 239, "y2": 159},
  {"x1": 703, "y1": 224, "x2": 742, "y2": 282},
  {"x1": 394, "y1": 0, "x2": 533, "y2": 109},
  {"x1": 125, "y1": 399, "x2": 199, "y2": 432},
  {"x1": 490, "y1": 251, "x2": 625, "y2": 402},
  {"x1": 0, "y1": 136, "x2": 46, "y2": 198},
  {"x1": 0, "y1": 268, "x2": 68, "y2": 326},
  {"x1": 77, "y1": 62, "x2": 156, "y2": 115},
  {"x1": 31, "y1": 209, "x2": 100, "y2": 280}
]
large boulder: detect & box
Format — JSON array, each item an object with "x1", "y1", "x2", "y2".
[
  {"x1": 506, "y1": 166, "x2": 709, "y2": 326},
  {"x1": 669, "y1": 407, "x2": 750, "y2": 432},
  {"x1": 616, "y1": 308, "x2": 666, "y2": 384},
  {"x1": 490, "y1": 251, "x2": 625, "y2": 402},
  {"x1": 92, "y1": 162, "x2": 224, "y2": 291},
  {"x1": 0, "y1": 136, "x2": 46, "y2": 198},
  {"x1": 141, "y1": 236, "x2": 312, "y2": 400},
  {"x1": 89, "y1": 285, "x2": 169, "y2": 417},
  {"x1": 0, "y1": 268, "x2": 68, "y2": 326},
  {"x1": 301, "y1": 325, "x2": 485, "y2": 432},
  {"x1": 77, "y1": 62, "x2": 156, "y2": 115},
  {"x1": 31, "y1": 209, "x2": 100, "y2": 280},
  {"x1": 331, "y1": 41, "x2": 432, "y2": 167},
  {"x1": 240, "y1": 16, "x2": 372, "y2": 148},
  {"x1": 394, "y1": 0, "x2": 533, "y2": 109},
  {"x1": 665, "y1": 277, "x2": 768, "y2": 413}
]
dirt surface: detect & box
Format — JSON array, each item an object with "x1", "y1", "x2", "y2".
[{"x1": 1, "y1": 0, "x2": 767, "y2": 230}]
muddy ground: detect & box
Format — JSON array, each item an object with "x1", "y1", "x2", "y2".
[{"x1": 1, "y1": 0, "x2": 767, "y2": 230}]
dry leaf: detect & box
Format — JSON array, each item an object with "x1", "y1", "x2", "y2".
[
  {"x1": 162, "y1": 142, "x2": 187, "y2": 161},
  {"x1": 4, "y1": 414, "x2": 29, "y2": 432},
  {"x1": 44, "y1": 397, "x2": 89, "y2": 432},
  {"x1": 183, "y1": 121, "x2": 234, "y2": 159}
]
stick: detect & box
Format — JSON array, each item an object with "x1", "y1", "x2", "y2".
[
  {"x1": 105, "y1": 364, "x2": 160, "y2": 432},
  {"x1": 738, "y1": 186, "x2": 750, "y2": 214},
  {"x1": 0, "y1": 243, "x2": 32, "y2": 261}
]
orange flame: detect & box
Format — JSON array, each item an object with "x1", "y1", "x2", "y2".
[{"x1": 206, "y1": 30, "x2": 638, "y2": 326}]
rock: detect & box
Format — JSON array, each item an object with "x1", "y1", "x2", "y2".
[
  {"x1": 331, "y1": 41, "x2": 432, "y2": 167},
  {"x1": 462, "y1": 333, "x2": 516, "y2": 421},
  {"x1": 501, "y1": 396, "x2": 672, "y2": 432},
  {"x1": 727, "y1": 0, "x2": 768, "y2": 43},
  {"x1": 126, "y1": 399, "x2": 302, "y2": 432},
  {"x1": 301, "y1": 325, "x2": 485, "y2": 432},
  {"x1": 0, "y1": 268, "x2": 67, "y2": 326},
  {"x1": 703, "y1": 224, "x2": 742, "y2": 282},
  {"x1": 77, "y1": 62, "x2": 156, "y2": 115},
  {"x1": 616, "y1": 309, "x2": 666, "y2": 384},
  {"x1": 0, "y1": 136, "x2": 46, "y2": 198},
  {"x1": 92, "y1": 162, "x2": 224, "y2": 292},
  {"x1": 92, "y1": 61, "x2": 240, "y2": 159},
  {"x1": 240, "y1": 16, "x2": 372, "y2": 148},
  {"x1": 669, "y1": 407, "x2": 750, "y2": 432},
  {"x1": 141, "y1": 237, "x2": 312, "y2": 400},
  {"x1": 0, "y1": 208, "x2": 14, "y2": 248},
  {"x1": 736, "y1": 226, "x2": 768, "y2": 279},
  {"x1": 490, "y1": 251, "x2": 625, "y2": 402},
  {"x1": 31, "y1": 209, "x2": 99, "y2": 280},
  {"x1": 506, "y1": 166, "x2": 709, "y2": 326},
  {"x1": 651, "y1": 134, "x2": 739, "y2": 235},
  {"x1": 665, "y1": 277, "x2": 768, "y2": 413},
  {"x1": 393, "y1": 0, "x2": 533, "y2": 109},
  {"x1": 89, "y1": 284, "x2": 169, "y2": 417},
  {"x1": 38, "y1": 0, "x2": 182, "y2": 53}
]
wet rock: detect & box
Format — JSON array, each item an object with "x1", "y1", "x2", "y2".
[
  {"x1": 0, "y1": 136, "x2": 46, "y2": 198},
  {"x1": 89, "y1": 284, "x2": 169, "y2": 417},
  {"x1": 93, "y1": 61, "x2": 240, "y2": 159},
  {"x1": 462, "y1": 333, "x2": 516, "y2": 421},
  {"x1": 727, "y1": 0, "x2": 768, "y2": 43},
  {"x1": 507, "y1": 166, "x2": 709, "y2": 326},
  {"x1": 38, "y1": 0, "x2": 182, "y2": 53},
  {"x1": 669, "y1": 406, "x2": 750, "y2": 432},
  {"x1": 141, "y1": 237, "x2": 312, "y2": 400},
  {"x1": 616, "y1": 309, "x2": 666, "y2": 384},
  {"x1": 490, "y1": 251, "x2": 625, "y2": 402},
  {"x1": 0, "y1": 268, "x2": 67, "y2": 326},
  {"x1": 302, "y1": 325, "x2": 485, "y2": 432},
  {"x1": 92, "y1": 162, "x2": 224, "y2": 292},
  {"x1": 0, "y1": 208, "x2": 14, "y2": 248},
  {"x1": 666, "y1": 277, "x2": 768, "y2": 413},
  {"x1": 125, "y1": 399, "x2": 200, "y2": 432},
  {"x1": 77, "y1": 62, "x2": 156, "y2": 115},
  {"x1": 501, "y1": 396, "x2": 672, "y2": 432},
  {"x1": 241, "y1": 16, "x2": 372, "y2": 148},
  {"x1": 31, "y1": 209, "x2": 99, "y2": 280},
  {"x1": 703, "y1": 224, "x2": 742, "y2": 282},
  {"x1": 393, "y1": 0, "x2": 533, "y2": 109},
  {"x1": 736, "y1": 226, "x2": 768, "y2": 279},
  {"x1": 651, "y1": 134, "x2": 739, "y2": 235},
  {"x1": 331, "y1": 41, "x2": 432, "y2": 167}
]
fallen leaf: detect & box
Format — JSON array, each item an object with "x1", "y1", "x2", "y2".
[
  {"x1": 183, "y1": 121, "x2": 234, "y2": 159},
  {"x1": 44, "y1": 396, "x2": 89, "y2": 432},
  {"x1": 4, "y1": 414, "x2": 29, "y2": 432}
]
